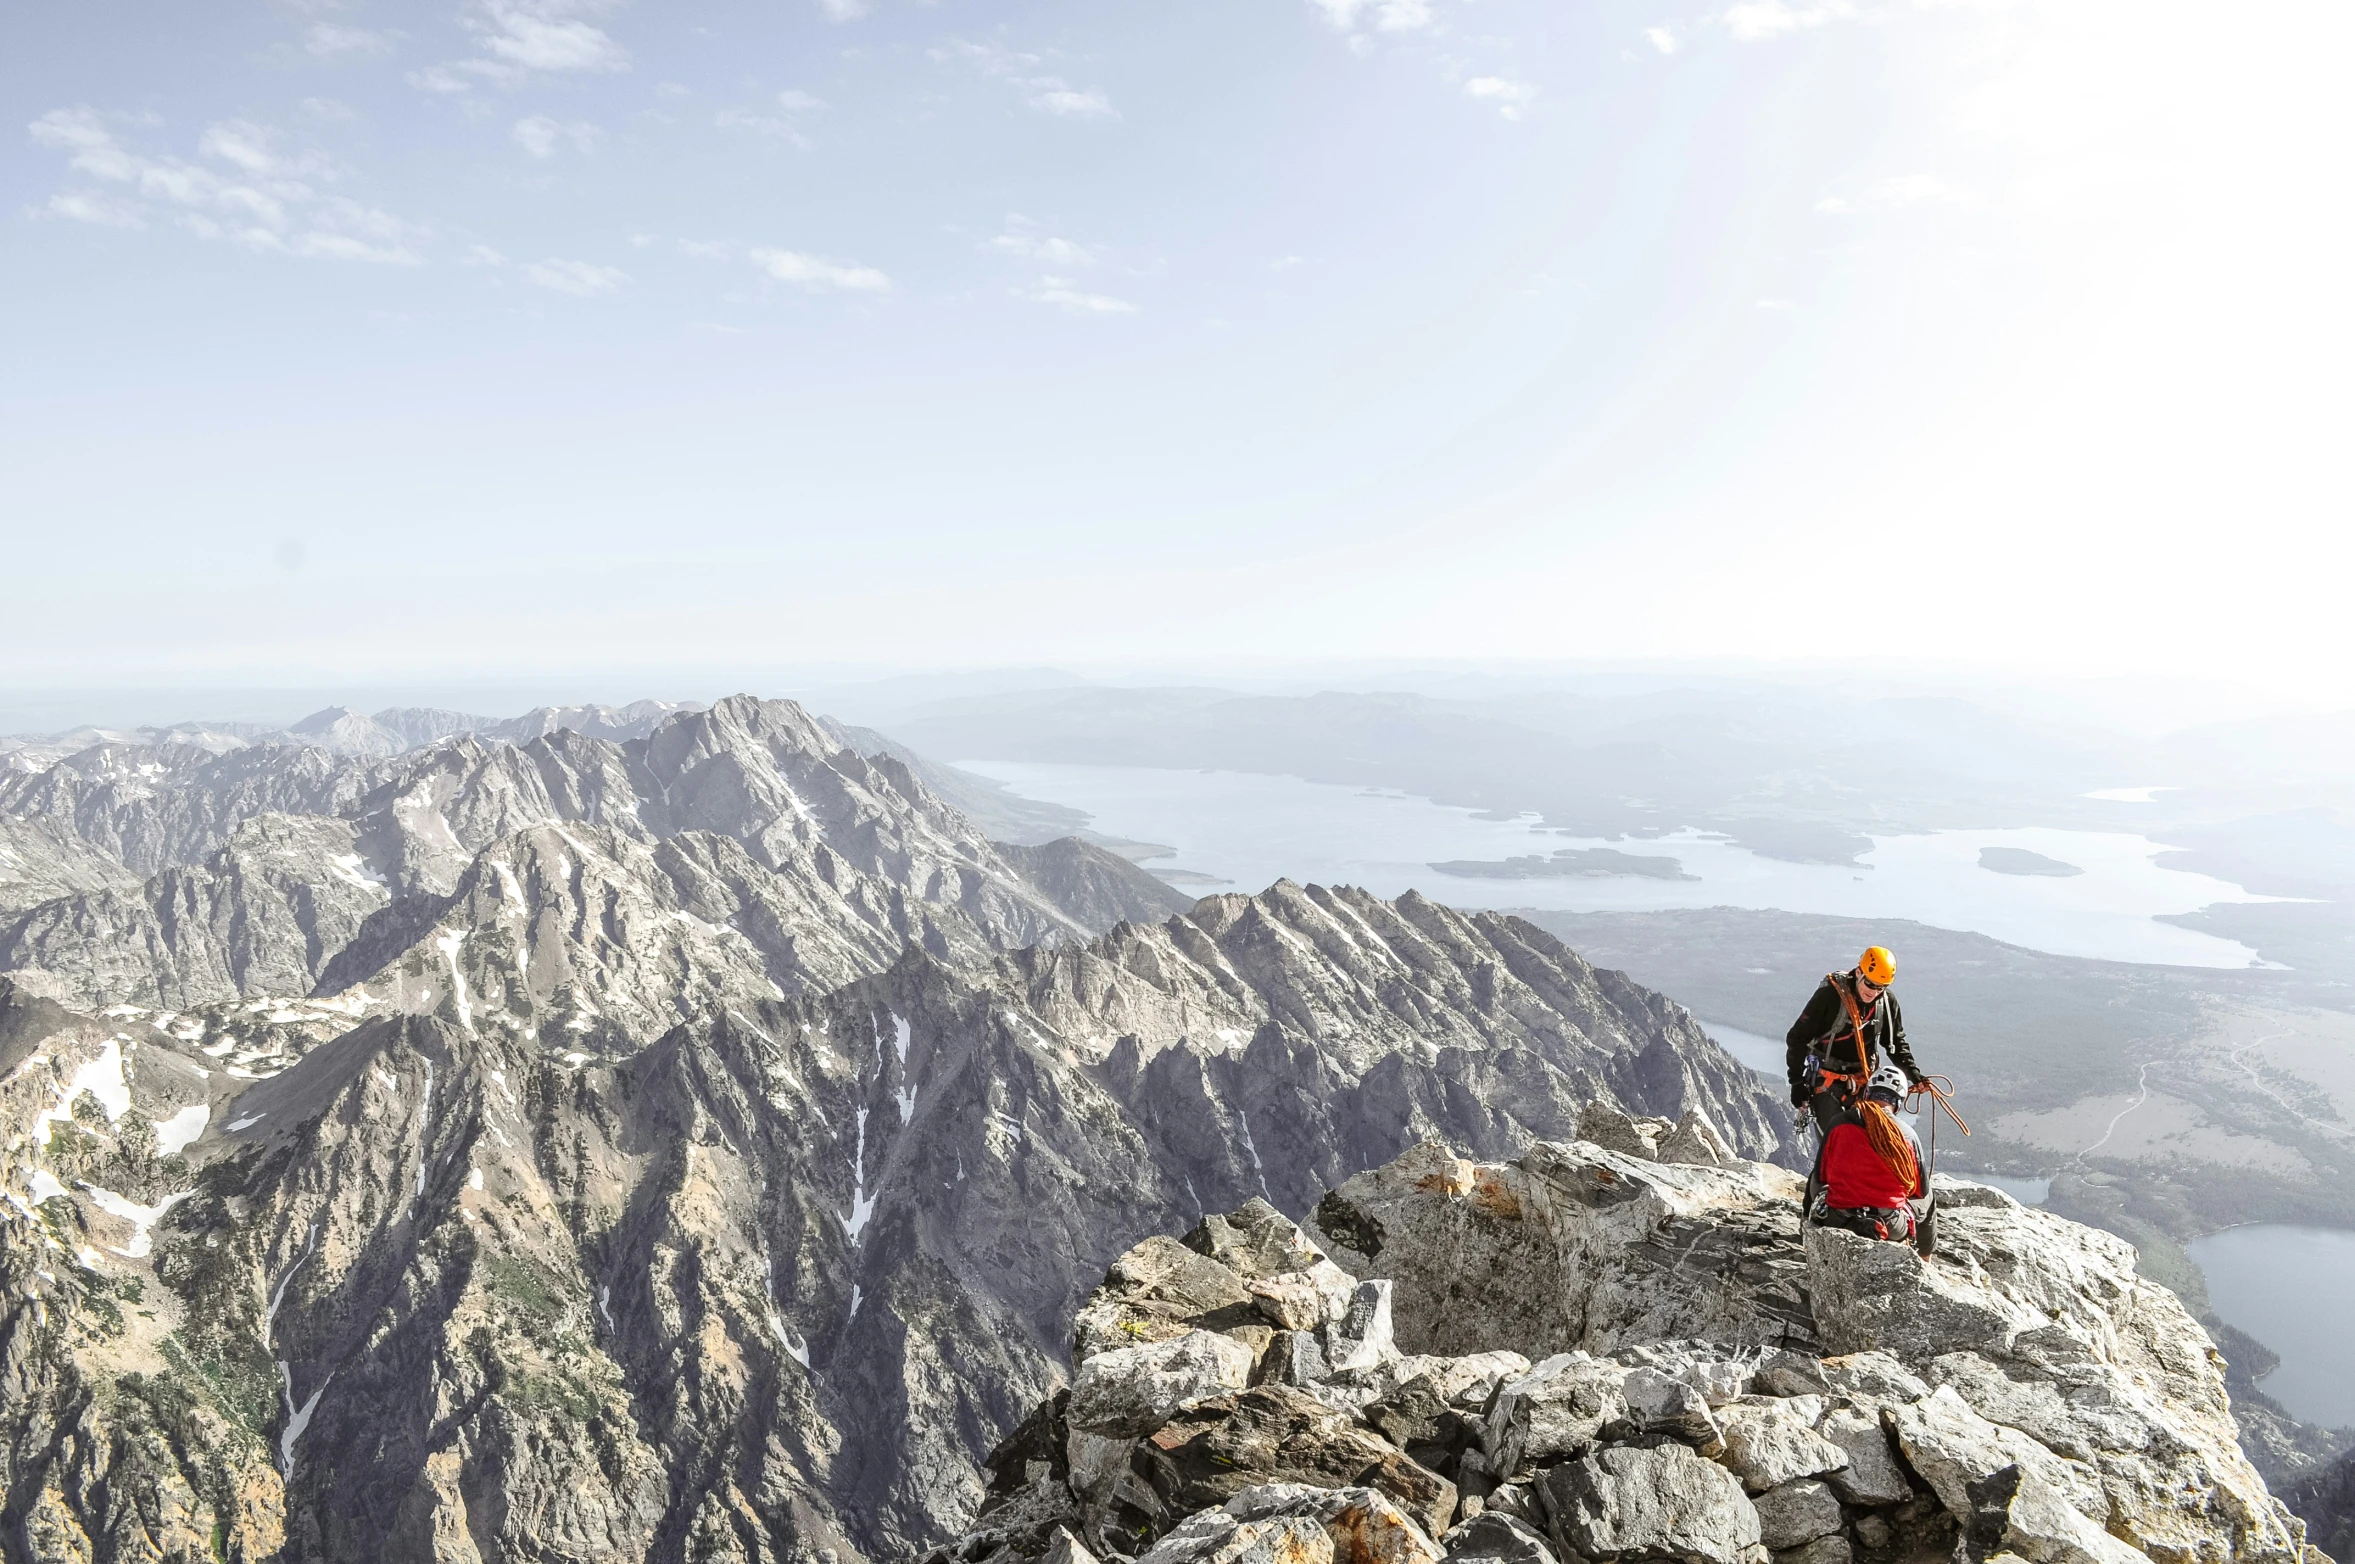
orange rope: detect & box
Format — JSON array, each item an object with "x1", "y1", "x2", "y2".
[
  {"x1": 1858, "y1": 1098, "x2": 1921, "y2": 1187},
  {"x1": 1909, "y1": 1074, "x2": 1972, "y2": 1137}
]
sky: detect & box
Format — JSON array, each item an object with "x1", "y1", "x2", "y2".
[{"x1": 5, "y1": 0, "x2": 2351, "y2": 702}]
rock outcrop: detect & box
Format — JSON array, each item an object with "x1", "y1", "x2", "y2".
[{"x1": 931, "y1": 1138, "x2": 2317, "y2": 1564}]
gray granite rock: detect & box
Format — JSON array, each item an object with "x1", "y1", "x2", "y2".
[
  {"x1": 1752, "y1": 1478, "x2": 1843, "y2": 1549},
  {"x1": 1536, "y1": 1444, "x2": 1764, "y2": 1564}
]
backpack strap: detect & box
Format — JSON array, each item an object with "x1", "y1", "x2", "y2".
[{"x1": 1823, "y1": 971, "x2": 1880, "y2": 1077}]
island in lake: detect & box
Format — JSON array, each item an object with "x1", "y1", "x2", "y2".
[{"x1": 1430, "y1": 847, "x2": 1698, "y2": 881}]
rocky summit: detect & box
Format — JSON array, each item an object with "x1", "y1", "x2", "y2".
[{"x1": 933, "y1": 1138, "x2": 2319, "y2": 1564}]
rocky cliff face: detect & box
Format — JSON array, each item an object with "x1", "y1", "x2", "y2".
[{"x1": 934, "y1": 1136, "x2": 2317, "y2": 1564}]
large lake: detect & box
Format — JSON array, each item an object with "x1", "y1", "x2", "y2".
[
  {"x1": 2188, "y1": 1226, "x2": 2355, "y2": 1428},
  {"x1": 963, "y1": 761, "x2": 2276, "y2": 968}
]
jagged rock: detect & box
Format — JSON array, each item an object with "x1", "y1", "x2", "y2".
[
  {"x1": 1315, "y1": 1141, "x2": 1814, "y2": 1362},
  {"x1": 1622, "y1": 1365, "x2": 1725, "y2": 1447},
  {"x1": 1574, "y1": 1098, "x2": 1660, "y2": 1158},
  {"x1": 1045, "y1": 1526, "x2": 1103, "y2": 1564},
  {"x1": 1132, "y1": 1386, "x2": 1458, "y2": 1543},
  {"x1": 1438, "y1": 1512, "x2": 1557, "y2": 1564},
  {"x1": 1534, "y1": 1444, "x2": 1765, "y2": 1564},
  {"x1": 1234, "y1": 1485, "x2": 1444, "y2": 1564},
  {"x1": 1815, "y1": 1351, "x2": 1929, "y2": 1405},
  {"x1": 1771, "y1": 1538, "x2": 1849, "y2": 1564},
  {"x1": 1255, "y1": 1275, "x2": 1330, "y2": 1331},
  {"x1": 1143, "y1": 1486, "x2": 1442, "y2": 1564},
  {"x1": 1364, "y1": 1377, "x2": 1484, "y2": 1478},
  {"x1": 1266, "y1": 1331, "x2": 1333, "y2": 1387},
  {"x1": 1654, "y1": 1107, "x2": 1741, "y2": 1169},
  {"x1": 1961, "y1": 1464, "x2": 2151, "y2": 1564},
  {"x1": 1192, "y1": 1201, "x2": 1348, "y2": 1284},
  {"x1": 1327, "y1": 1281, "x2": 1400, "y2": 1374},
  {"x1": 1391, "y1": 1352, "x2": 1532, "y2": 1408},
  {"x1": 1884, "y1": 1387, "x2": 2101, "y2": 1526},
  {"x1": 1752, "y1": 1479, "x2": 1843, "y2": 1549},
  {"x1": 1310, "y1": 1139, "x2": 2306, "y2": 1564},
  {"x1": 1613, "y1": 1341, "x2": 1777, "y2": 1407},
  {"x1": 1073, "y1": 1235, "x2": 1264, "y2": 1358},
  {"x1": 1714, "y1": 1401, "x2": 1849, "y2": 1493},
  {"x1": 1139, "y1": 1511, "x2": 1333, "y2": 1564},
  {"x1": 1483, "y1": 1353, "x2": 1630, "y2": 1477},
  {"x1": 1069, "y1": 1331, "x2": 1258, "y2": 1438},
  {"x1": 1814, "y1": 1405, "x2": 1914, "y2": 1506}
]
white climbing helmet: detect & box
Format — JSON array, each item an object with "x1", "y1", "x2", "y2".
[{"x1": 1868, "y1": 1061, "x2": 1909, "y2": 1102}]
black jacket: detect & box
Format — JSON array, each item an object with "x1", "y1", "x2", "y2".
[{"x1": 1785, "y1": 975, "x2": 1919, "y2": 1097}]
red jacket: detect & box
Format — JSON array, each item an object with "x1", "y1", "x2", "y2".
[{"x1": 1822, "y1": 1121, "x2": 1926, "y2": 1210}]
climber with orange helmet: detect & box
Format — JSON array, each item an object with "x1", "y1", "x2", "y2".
[{"x1": 1785, "y1": 945, "x2": 1922, "y2": 1140}]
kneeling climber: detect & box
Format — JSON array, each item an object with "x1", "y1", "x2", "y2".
[{"x1": 1813, "y1": 1062, "x2": 1925, "y2": 1240}]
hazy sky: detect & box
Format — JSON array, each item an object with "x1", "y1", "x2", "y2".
[{"x1": 6, "y1": 0, "x2": 2349, "y2": 699}]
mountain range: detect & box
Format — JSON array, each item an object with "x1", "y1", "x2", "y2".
[{"x1": 0, "y1": 695, "x2": 1788, "y2": 1563}]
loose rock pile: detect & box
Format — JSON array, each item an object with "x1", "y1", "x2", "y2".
[{"x1": 924, "y1": 1127, "x2": 2319, "y2": 1564}]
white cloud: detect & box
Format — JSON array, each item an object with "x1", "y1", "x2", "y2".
[
  {"x1": 991, "y1": 228, "x2": 1096, "y2": 266},
  {"x1": 816, "y1": 0, "x2": 867, "y2": 19},
  {"x1": 463, "y1": 243, "x2": 509, "y2": 265},
  {"x1": 513, "y1": 115, "x2": 598, "y2": 157},
  {"x1": 198, "y1": 120, "x2": 338, "y2": 180},
  {"x1": 1028, "y1": 83, "x2": 1115, "y2": 118},
  {"x1": 932, "y1": 40, "x2": 1041, "y2": 74},
  {"x1": 295, "y1": 231, "x2": 423, "y2": 264},
  {"x1": 300, "y1": 97, "x2": 358, "y2": 120},
  {"x1": 777, "y1": 90, "x2": 827, "y2": 113},
  {"x1": 1464, "y1": 76, "x2": 1538, "y2": 120},
  {"x1": 749, "y1": 247, "x2": 892, "y2": 292},
  {"x1": 305, "y1": 23, "x2": 399, "y2": 59},
  {"x1": 524, "y1": 257, "x2": 629, "y2": 295},
  {"x1": 412, "y1": 0, "x2": 627, "y2": 93},
  {"x1": 935, "y1": 39, "x2": 1116, "y2": 119},
  {"x1": 1721, "y1": 0, "x2": 1855, "y2": 42},
  {"x1": 408, "y1": 64, "x2": 487, "y2": 94},
  {"x1": 1027, "y1": 277, "x2": 1136, "y2": 314},
  {"x1": 677, "y1": 238, "x2": 731, "y2": 260},
  {"x1": 475, "y1": 0, "x2": 627, "y2": 72},
  {"x1": 1309, "y1": 0, "x2": 1438, "y2": 34},
  {"x1": 26, "y1": 107, "x2": 427, "y2": 263},
  {"x1": 35, "y1": 190, "x2": 145, "y2": 228},
  {"x1": 1645, "y1": 26, "x2": 1681, "y2": 54}
]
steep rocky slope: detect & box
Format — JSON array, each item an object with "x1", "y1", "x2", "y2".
[
  {"x1": 932, "y1": 1137, "x2": 2317, "y2": 1564},
  {"x1": 0, "y1": 880, "x2": 1784, "y2": 1563},
  {"x1": 0, "y1": 813, "x2": 142, "y2": 915}
]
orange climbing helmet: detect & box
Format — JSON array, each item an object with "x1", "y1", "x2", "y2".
[{"x1": 1857, "y1": 946, "x2": 1897, "y2": 986}]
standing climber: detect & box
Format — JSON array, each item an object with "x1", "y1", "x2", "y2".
[
  {"x1": 1785, "y1": 944, "x2": 1923, "y2": 1138},
  {"x1": 1814, "y1": 1061, "x2": 1927, "y2": 1241}
]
